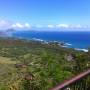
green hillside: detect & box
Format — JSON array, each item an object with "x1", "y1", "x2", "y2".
[{"x1": 0, "y1": 38, "x2": 90, "y2": 90}]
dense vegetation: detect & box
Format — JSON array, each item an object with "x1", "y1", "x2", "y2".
[{"x1": 0, "y1": 38, "x2": 90, "y2": 90}]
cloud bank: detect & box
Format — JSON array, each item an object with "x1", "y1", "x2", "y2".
[
  {"x1": 0, "y1": 20, "x2": 31, "y2": 30},
  {"x1": 12, "y1": 22, "x2": 31, "y2": 29},
  {"x1": 0, "y1": 19, "x2": 89, "y2": 31}
]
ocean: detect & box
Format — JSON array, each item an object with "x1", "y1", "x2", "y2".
[{"x1": 12, "y1": 31, "x2": 90, "y2": 49}]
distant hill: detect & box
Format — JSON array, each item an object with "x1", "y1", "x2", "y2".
[{"x1": 0, "y1": 29, "x2": 15, "y2": 37}]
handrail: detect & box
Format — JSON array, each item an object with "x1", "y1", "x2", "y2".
[{"x1": 50, "y1": 69, "x2": 90, "y2": 90}]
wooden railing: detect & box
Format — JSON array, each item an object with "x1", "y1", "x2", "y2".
[{"x1": 50, "y1": 69, "x2": 90, "y2": 90}]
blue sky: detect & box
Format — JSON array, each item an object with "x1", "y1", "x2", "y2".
[{"x1": 0, "y1": 0, "x2": 90, "y2": 30}]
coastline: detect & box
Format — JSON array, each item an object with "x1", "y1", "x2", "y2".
[
  {"x1": 0, "y1": 36, "x2": 89, "y2": 53},
  {"x1": 12, "y1": 31, "x2": 90, "y2": 49},
  {"x1": 15, "y1": 37, "x2": 89, "y2": 52},
  {"x1": 29, "y1": 38, "x2": 89, "y2": 52}
]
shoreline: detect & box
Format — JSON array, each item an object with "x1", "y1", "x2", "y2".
[{"x1": 0, "y1": 36, "x2": 89, "y2": 52}]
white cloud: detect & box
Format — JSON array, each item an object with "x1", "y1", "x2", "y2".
[
  {"x1": 0, "y1": 19, "x2": 32, "y2": 30},
  {"x1": 70, "y1": 24, "x2": 82, "y2": 29},
  {"x1": 25, "y1": 23, "x2": 31, "y2": 28},
  {"x1": 0, "y1": 20, "x2": 12, "y2": 30},
  {"x1": 75, "y1": 24, "x2": 82, "y2": 28},
  {"x1": 56, "y1": 24, "x2": 89, "y2": 29},
  {"x1": 0, "y1": 19, "x2": 89, "y2": 31},
  {"x1": 56, "y1": 24, "x2": 69, "y2": 28},
  {"x1": 12, "y1": 22, "x2": 31, "y2": 29},
  {"x1": 12, "y1": 23, "x2": 24, "y2": 28},
  {"x1": 47, "y1": 25, "x2": 55, "y2": 28}
]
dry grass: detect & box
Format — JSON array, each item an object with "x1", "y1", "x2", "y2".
[{"x1": 0, "y1": 57, "x2": 19, "y2": 64}]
